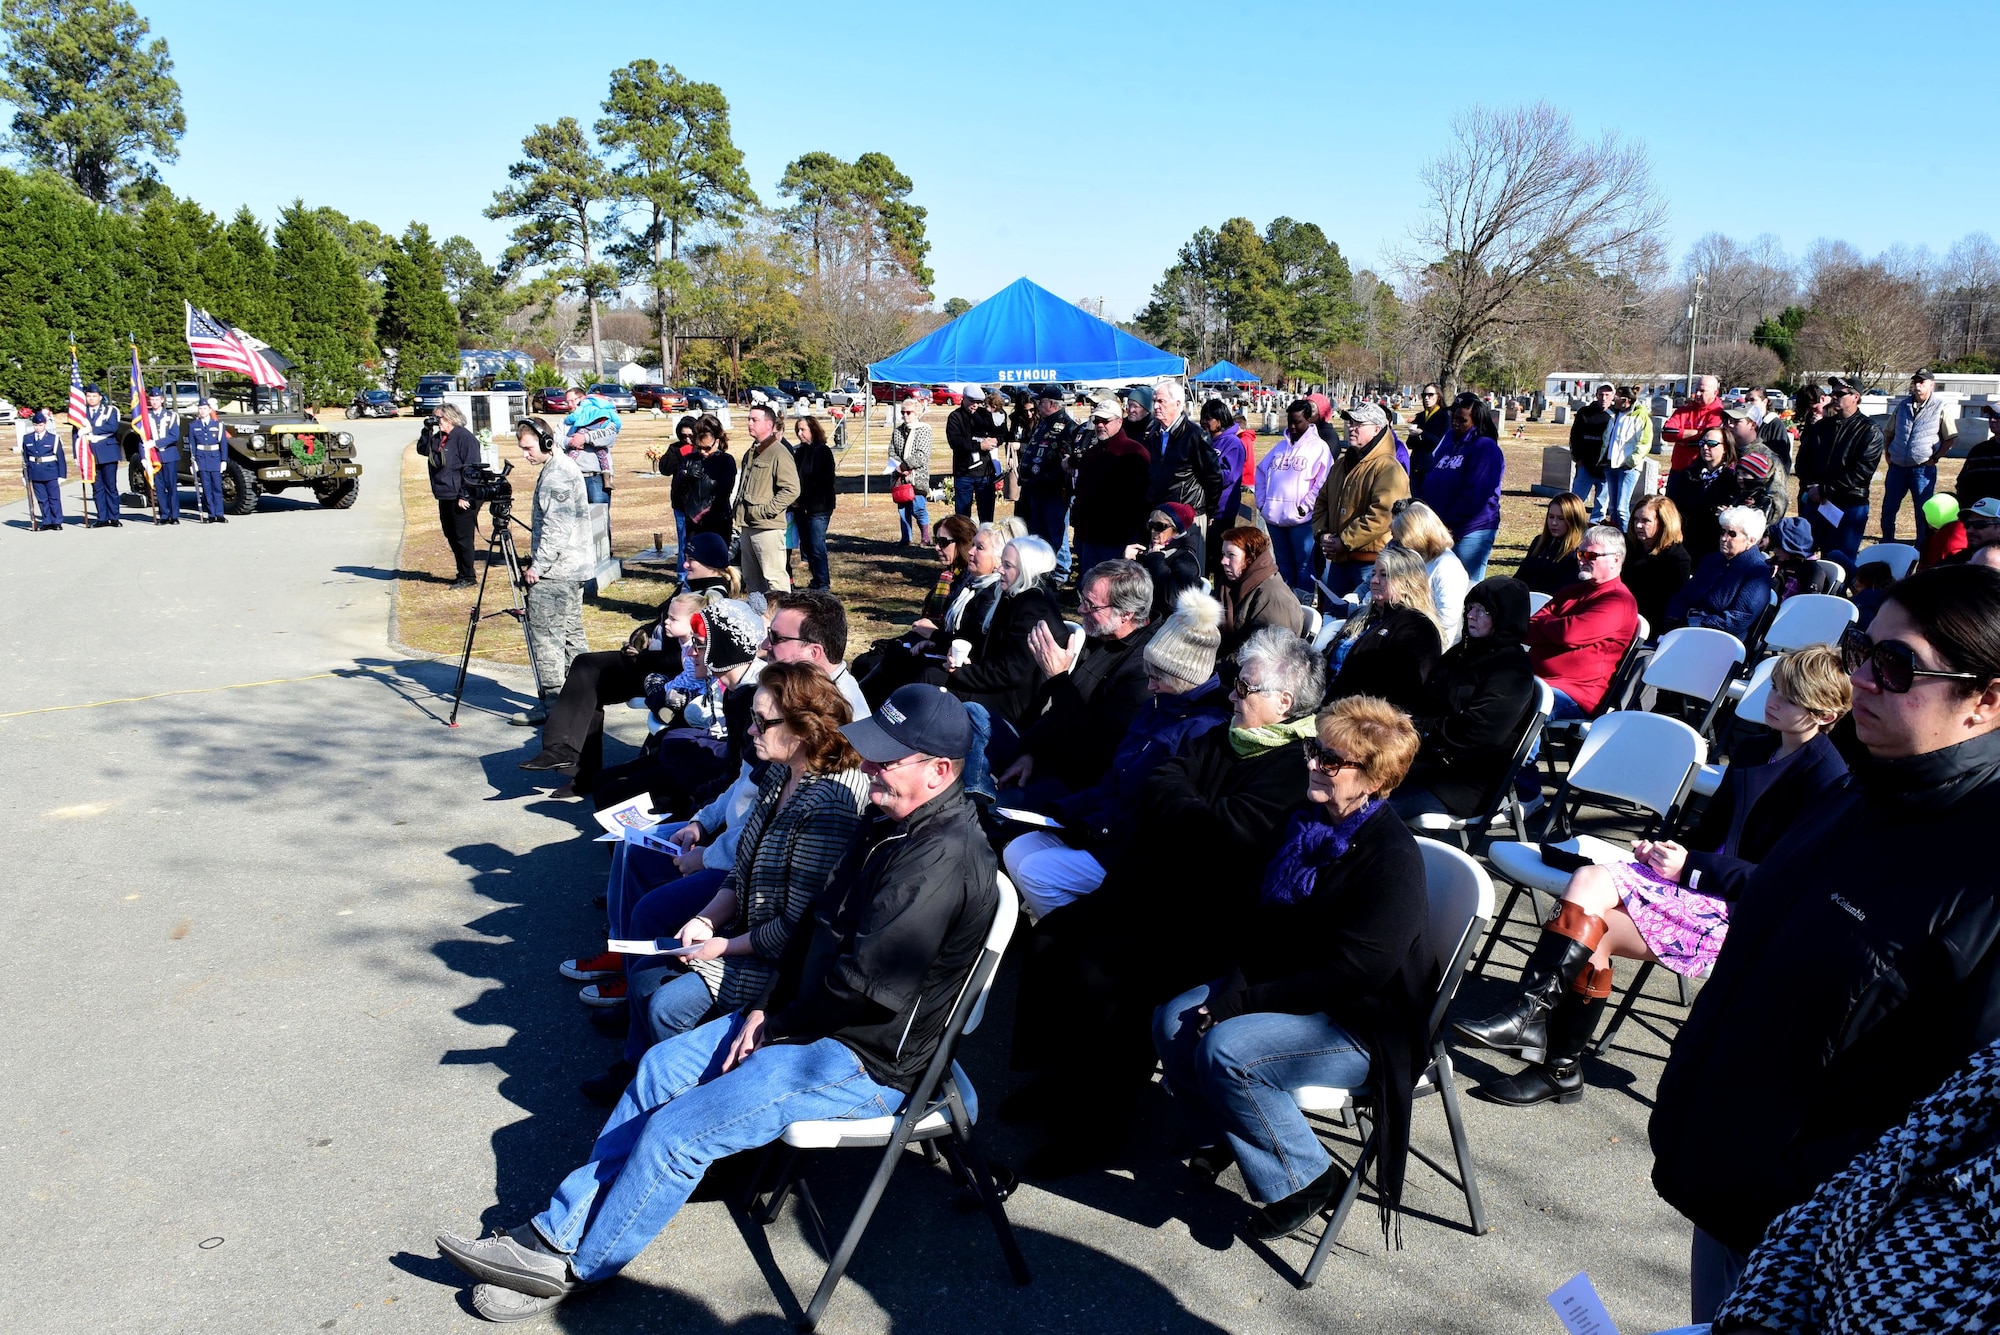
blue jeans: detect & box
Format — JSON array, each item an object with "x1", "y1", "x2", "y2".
[
  {"x1": 799, "y1": 510, "x2": 831, "y2": 588},
  {"x1": 1023, "y1": 492, "x2": 1072, "y2": 580},
  {"x1": 954, "y1": 474, "x2": 996, "y2": 522},
  {"x1": 897, "y1": 491, "x2": 930, "y2": 545},
  {"x1": 673, "y1": 510, "x2": 691, "y2": 581},
  {"x1": 646, "y1": 970, "x2": 722, "y2": 1043},
  {"x1": 584, "y1": 473, "x2": 609, "y2": 505},
  {"x1": 531, "y1": 1013, "x2": 903, "y2": 1282},
  {"x1": 1881, "y1": 463, "x2": 1937, "y2": 544},
  {"x1": 1452, "y1": 527, "x2": 1498, "y2": 582},
  {"x1": 1808, "y1": 501, "x2": 1870, "y2": 564},
  {"x1": 1268, "y1": 521, "x2": 1316, "y2": 600},
  {"x1": 1575, "y1": 466, "x2": 1638, "y2": 529},
  {"x1": 1153, "y1": 980, "x2": 1371, "y2": 1205}
]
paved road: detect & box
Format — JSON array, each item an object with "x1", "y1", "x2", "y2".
[{"x1": 2, "y1": 424, "x2": 1698, "y2": 1334}]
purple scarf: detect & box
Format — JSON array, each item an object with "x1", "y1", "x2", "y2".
[{"x1": 1260, "y1": 798, "x2": 1385, "y2": 906}]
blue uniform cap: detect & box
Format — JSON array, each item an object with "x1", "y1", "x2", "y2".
[{"x1": 83, "y1": 382, "x2": 100, "y2": 394}]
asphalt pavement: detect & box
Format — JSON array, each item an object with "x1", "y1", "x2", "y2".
[{"x1": 2, "y1": 423, "x2": 1698, "y2": 1334}]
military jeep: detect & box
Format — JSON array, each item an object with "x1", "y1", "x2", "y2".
[{"x1": 108, "y1": 365, "x2": 364, "y2": 515}]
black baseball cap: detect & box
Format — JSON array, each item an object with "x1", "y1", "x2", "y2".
[
  {"x1": 1034, "y1": 384, "x2": 1065, "y2": 402},
  {"x1": 1827, "y1": 376, "x2": 1860, "y2": 397},
  {"x1": 842, "y1": 684, "x2": 973, "y2": 762}
]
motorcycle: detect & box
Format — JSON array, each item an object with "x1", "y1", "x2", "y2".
[{"x1": 345, "y1": 394, "x2": 398, "y2": 419}]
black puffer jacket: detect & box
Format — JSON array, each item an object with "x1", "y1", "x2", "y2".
[
  {"x1": 1796, "y1": 412, "x2": 1884, "y2": 509},
  {"x1": 1137, "y1": 530, "x2": 1205, "y2": 621},
  {"x1": 1404, "y1": 577, "x2": 1537, "y2": 816},
  {"x1": 1651, "y1": 726, "x2": 2000, "y2": 1256},
  {"x1": 1148, "y1": 416, "x2": 1225, "y2": 512},
  {"x1": 1568, "y1": 402, "x2": 1612, "y2": 471},
  {"x1": 948, "y1": 583, "x2": 1066, "y2": 726}
]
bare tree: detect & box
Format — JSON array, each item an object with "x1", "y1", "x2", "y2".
[
  {"x1": 1933, "y1": 233, "x2": 2000, "y2": 364},
  {"x1": 1795, "y1": 244, "x2": 1932, "y2": 389},
  {"x1": 1397, "y1": 102, "x2": 1666, "y2": 395},
  {"x1": 1667, "y1": 233, "x2": 1797, "y2": 350},
  {"x1": 1701, "y1": 340, "x2": 1785, "y2": 390}
]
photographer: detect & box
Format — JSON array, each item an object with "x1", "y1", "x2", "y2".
[
  {"x1": 517, "y1": 418, "x2": 592, "y2": 711},
  {"x1": 417, "y1": 403, "x2": 483, "y2": 587}
]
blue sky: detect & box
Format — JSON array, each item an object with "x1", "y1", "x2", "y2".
[{"x1": 140, "y1": 0, "x2": 1994, "y2": 319}]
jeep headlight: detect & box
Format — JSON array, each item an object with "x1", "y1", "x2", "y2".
[
  {"x1": 338, "y1": 432, "x2": 353, "y2": 446},
  {"x1": 250, "y1": 434, "x2": 265, "y2": 449}
]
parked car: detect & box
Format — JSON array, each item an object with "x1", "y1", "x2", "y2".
[
  {"x1": 1765, "y1": 390, "x2": 1791, "y2": 414},
  {"x1": 345, "y1": 388, "x2": 399, "y2": 419},
  {"x1": 929, "y1": 385, "x2": 963, "y2": 406},
  {"x1": 632, "y1": 384, "x2": 688, "y2": 411},
  {"x1": 532, "y1": 386, "x2": 575, "y2": 413},
  {"x1": 871, "y1": 383, "x2": 929, "y2": 404},
  {"x1": 748, "y1": 386, "x2": 795, "y2": 408},
  {"x1": 490, "y1": 379, "x2": 526, "y2": 393},
  {"x1": 677, "y1": 386, "x2": 727, "y2": 411},
  {"x1": 582, "y1": 383, "x2": 637, "y2": 412},
  {"x1": 0, "y1": 397, "x2": 14, "y2": 424},
  {"x1": 413, "y1": 374, "x2": 458, "y2": 413},
  {"x1": 776, "y1": 378, "x2": 820, "y2": 402},
  {"x1": 823, "y1": 378, "x2": 865, "y2": 407}
]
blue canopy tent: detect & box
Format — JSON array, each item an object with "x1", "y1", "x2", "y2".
[{"x1": 1192, "y1": 359, "x2": 1261, "y2": 384}]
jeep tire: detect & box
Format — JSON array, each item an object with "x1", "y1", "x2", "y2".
[{"x1": 222, "y1": 460, "x2": 262, "y2": 515}]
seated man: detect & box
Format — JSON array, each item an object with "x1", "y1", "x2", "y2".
[
  {"x1": 436, "y1": 684, "x2": 998, "y2": 1321},
  {"x1": 1524, "y1": 525, "x2": 1640, "y2": 720}
]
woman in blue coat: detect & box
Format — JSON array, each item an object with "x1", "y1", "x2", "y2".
[
  {"x1": 1417, "y1": 395, "x2": 1506, "y2": 580},
  {"x1": 1664, "y1": 506, "x2": 1774, "y2": 641}
]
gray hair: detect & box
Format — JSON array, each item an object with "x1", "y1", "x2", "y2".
[
  {"x1": 1153, "y1": 378, "x2": 1184, "y2": 407},
  {"x1": 1718, "y1": 506, "x2": 1767, "y2": 543},
  {"x1": 1584, "y1": 525, "x2": 1626, "y2": 558},
  {"x1": 1003, "y1": 536, "x2": 1057, "y2": 594},
  {"x1": 1235, "y1": 625, "x2": 1325, "y2": 721},
  {"x1": 435, "y1": 402, "x2": 466, "y2": 427},
  {"x1": 1083, "y1": 559, "x2": 1154, "y2": 621},
  {"x1": 1698, "y1": 374, "x2": 1720, "y2": 394}
]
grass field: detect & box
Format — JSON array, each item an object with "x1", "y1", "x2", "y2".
[{"x1": 379, "y1": 403, "x2": 1964, "y2": 666}]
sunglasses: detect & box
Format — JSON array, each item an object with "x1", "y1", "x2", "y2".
[
  {"x1": 748, "y1": 712, "x2": 786, "y2": 733},
  {"x1": 1303, "y1": 739, "x2": 1357, "y2": 773},
  {"x1": 1840, "y1": 626, "x2": 1984, "y2": 694},
  {"x1": 1147, "y1": 521, "x2": 1174, "y2": 532}
]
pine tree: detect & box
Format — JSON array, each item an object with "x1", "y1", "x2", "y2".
[
  {"x1": 221, "y1": 206, "x2": 280, "y2": 338},
  {"x1": 0, "y1": 166, "x2": 123, "y2": 404},
  {"x1": 379, "y1": 222, "x2": 458, "y2": 393},
  {"x1": 273, "y1": 200, "x2": 374, "y2": 404}
]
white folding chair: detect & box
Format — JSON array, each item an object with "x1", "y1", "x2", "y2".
[
  {"x1": 1694, "y1": 657, "x2": 1780, "y2": 798},
  {"x1": 1641, "y1": 626, "x2": 1746, "y2": 736},
  {"x1": 1312, "y1": 610, "x2": 1344, "y2": 654},
  {"x1": 1809, "y1": 559, "x2": 1847, "y2": 595},
  {"x1": 1859, "y1": 543, "x2": 1920, "y2": 579},
  {"x1": 1405, "y1": 681, "x2": 1554, "y2": 851},
  {"x1": 1300, "y1": 606, "x2": 1323, "y2": 644},
  {"x1": 743, "y1": 873, "x2": 1031, "y2": 1330},
  {"x1": 1476, "y1": 711, "x2": 1706, "y2": 981},
  {"x1": 1527, "y1": 591, "x2": 1553, "y2": 615},
  {"x1": 1285, "y1": 839, "x2": 1494, "y2": 1288},
  {"x1": 1757, "y1": 593, "x2": 1857, "y2": 657}
]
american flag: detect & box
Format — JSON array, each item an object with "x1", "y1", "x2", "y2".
[
  {"x1": 130, "y1": 340, "x2": 160, "y2": 478},
  {"x1": 185, "y1": 301, "x2": 286, "y2": 387},
  {"x1": 68, "y1": 338, "x2": 93, "y2": 483}
]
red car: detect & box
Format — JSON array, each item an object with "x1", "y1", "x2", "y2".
[
  {"x1": 929, "y1": 385, "x2": 964, "y2": 406},
  {"x1": 632, "y1": 384, "x2": 688, "y2": 411},
  {"x1": 532, "y1": 386, "x2": 574, "y2": 413},
  {"x1": 870, "y1": 383, "x2": 929, "y2": 404}
]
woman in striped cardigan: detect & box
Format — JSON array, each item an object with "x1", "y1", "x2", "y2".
[{"x1": 642, "y1": 661, "x2": 869, "y2": 1047}]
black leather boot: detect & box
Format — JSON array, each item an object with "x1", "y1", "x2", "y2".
[
  {"x1": 1477, "y1": 966, "x2": 1611, "y2": 1107},
  {"x1": 1454, "y1": 902, "x2": 1606, "y2": 1064}
]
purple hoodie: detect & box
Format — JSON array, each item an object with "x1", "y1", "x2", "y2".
[{"x1": 1418, "y1": 428, "x2": 1504, "y2": 537}]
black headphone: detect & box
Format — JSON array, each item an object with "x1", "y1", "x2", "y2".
[{"x1": 516, "y1": 416, "x2": 554, "y2": 450}]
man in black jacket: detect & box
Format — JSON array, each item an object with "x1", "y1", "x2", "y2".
[
  {"x1": 1018, "y1": 386, "x2": 1083, "y2": 581},
  {"x1": 1145, "y1": 380, "x2": 1224, "y2": 524},
  {"x1": 416, "y1": 403, "x2": 484, "y2": 586},
  {"x1": 1795, "y1": 376, "x2": 1883, "y2": 566},
  {"x1": 437, "y1": 684, "x2": 997, "y2": 1322},
  {"x1": 945, "y1": 388, "x2": 1008, "y2": 521},
  {"x1": 996, "y1": 558, "x2": 1158, "y2": 797},
  {"x1": 1410, "y1": 382, "x2": 1451, "y2": 488},
  {"x1": 1568, "y1": 383, "x2": 1615, "y2": 523}
]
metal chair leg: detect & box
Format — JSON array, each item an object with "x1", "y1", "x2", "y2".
[
  {"x1": 1472, "y1": 882, "x2": 1526, "y2": 980},
  {"x1": 1300, "y1": 1119, "x2": 1375, "y2": 1290},
  {"x1": 1431, "y1": 1051, "x2": 1488, "y2": 1235},
  {"x1": 755, "y1": 1145, "x2": 803, "y2": 1226},
  {"x1": 938, "y1": 1130, "x2": 1032, "y2": 1286},
  {"x1": 1593, "y1": 962, "x2": 1653, "y2": 1055},
  {"x1": 799, "y1": 1129, "x2": 913, "y2": 1332}
]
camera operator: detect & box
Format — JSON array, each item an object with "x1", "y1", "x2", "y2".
[
  {"x1": 418, "y1": 403, "x2": 483, "y2": 587},
  {"x1": 517, "y1": 418, "x2": 592, "y2": 715}
]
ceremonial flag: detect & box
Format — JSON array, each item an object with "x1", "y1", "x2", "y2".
[
  {"x1": 68, "y1": 337, "x2": 93, "y2": 484},
  {"x1": 185, "y1": 302, "x2": 286, "y2": 387},
  {"x1": 130, "y1": 338, "x2": 160, "y2": 478}
]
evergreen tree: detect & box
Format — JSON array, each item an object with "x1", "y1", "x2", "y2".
[
  {"x1": 0, "y1": 165, "x2": 123, "y2": 403},
  {"x1": 129, "y1": 193, "x2": 216, "y2": 355},
  {"x1": 438, "y1": 235, "x2": 503, "y2": 343},
  {"x1": 272, "y1": 200, "x2": 374, "y2": 404},
  {"x1": 486, "y1": 116, "x2": 617, "y2": 379},
  {"x1": 221, "y1": 205, "x2": 280, "y2": 338},
  {"x1": 378, "y1": 222, "x2": 458, "y2": 393}
]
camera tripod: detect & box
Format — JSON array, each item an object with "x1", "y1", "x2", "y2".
[{"x1": 447, "y1": 505, "x2": 547, "y2": 727}]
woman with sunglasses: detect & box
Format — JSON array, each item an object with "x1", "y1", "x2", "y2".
[
  {"x1": 1652, "y1": 564, "x2": 2000, "y2": 1324},
  {"x1": 1664, "y1": 505, "x2": 1775, "y2": 642},
  {"x1": 1457, "y1": 645, "x2": 1851, "y2": 1109},
  {"x1": 1152, "y1": 695, "x2": 1432, "y2": 1241}
]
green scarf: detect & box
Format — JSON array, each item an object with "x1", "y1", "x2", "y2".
[{"x1": 1228, "y1": 713, "x2": 1318, "y2": 758}]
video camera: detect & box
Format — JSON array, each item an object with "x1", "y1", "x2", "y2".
[{"x1": 463, "y1": 459, "x2": 515, "y2": 514}]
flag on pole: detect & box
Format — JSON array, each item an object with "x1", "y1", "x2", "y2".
[
  {"x1": 185, "y1": 302, "x2": 287, "y2": 387},
  {"x1": 130, "y1": 338, "x2": 160, "y2": 478},
  {"x1": 69, "y1": 337, "x2": 94, "y2": 484}
]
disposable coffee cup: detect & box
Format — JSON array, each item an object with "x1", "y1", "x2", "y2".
[{"x1": 949, "y1": 639, "x2": 972, "y2": 668}]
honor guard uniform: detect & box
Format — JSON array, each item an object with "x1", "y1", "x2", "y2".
[
  {"x1": 150, "y1": 402, "x2": 183, "y2": 523},
  {"x1": 78, "y1": 385, "x2": 123, "y2": 527},
  {"x1": 22, "y1": 409, "x2": 67, "y2": 530},
  {"x1": 190, "y1": 400, "x2": 228, "y2": 522}
]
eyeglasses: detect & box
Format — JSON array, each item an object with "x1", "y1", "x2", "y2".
[
  {"x1": 1840, "y1": 626, "x2": 1985, "y2": 694},
  {"x1": 866, "y1": 753, "x2": 935, "y2": 773},
  {"x1": 1575, "y1": 548, "x2": 1612, "y2": 563},
  {"x1": 748, "y1": 712, "x2": 786, "y2": 733},
  {"x1": 1077, "y1": 597, "x2": 1112, "y2": 615},
  {"x1": 1303, "y1": 739, "x2": 1357, "y2": 773},
  {"x1": 1230, "y1": 678, "x2": 1282, "y2": 700},
  {"x1": 764, "y1": 629, "x2": 808, "y2": 647}
]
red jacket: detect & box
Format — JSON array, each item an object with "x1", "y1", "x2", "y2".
[
  {"x1": 1526, "y1": 577, "x2": 1640, "y2": 713},
  {"x1": 1661, "y1": 400, "x2": 1724, "y2": 473}
]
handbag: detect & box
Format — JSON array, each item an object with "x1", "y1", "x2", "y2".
[{"x1": 891, "y1": 482, "x2": 916, "y2": 504}]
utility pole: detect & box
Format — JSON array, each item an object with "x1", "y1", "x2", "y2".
[{"x1": 1683, "y1": 273, "x2": 1704, "y2": 394}]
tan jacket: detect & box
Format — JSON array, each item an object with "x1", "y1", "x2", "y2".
[
  {"x1": 1312, "y1": 431, "x2": 1409, "y2": 563},
  {"x1": 733, "y1": 436, "x2": 802, "y2": 532}
]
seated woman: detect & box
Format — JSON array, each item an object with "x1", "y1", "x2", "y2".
[
  {"x1": 1665, "y1": 505, "x2": 1775, "y2": 641},
  {"x1": 1454, "y1": 643, "x2": 1851, "y2": 1107},
  {"x1": 577, "y1": 662, "x2": 869, "y2": 1105},
  {"x1": 1766, "y1": 515, "x2": 1838, "y2": 603},
  {"x1": 1324, "y1": 545, "x2": 1444, "y2": 714},
  {"x1": 1216, "y1": 525, "x2": 1304, "y2": 656},
  {"x1": 679, "y1": 530, "x2": 737, "y2": 598},
  {"x1": 1623, "y1": 495, "x2": 1691, "y2": 636},
  {"x1": 1389, "y1": 576, "x2": 1538, "y2": 823},
  {"x1": 1009, "y1": 626, "x2": 1320, "y2": 1177},
  {"x1": 944, "y1": 534, "x2": 1066, "y2": 731},
  {"x1": 1513, "y1": 492, "x2": 1587, "y2": 594},
  {"x1": 1128, "y1": 501, "x2": 1204, "y2": 619},
  {"x1": 1152, "y1": 695, "x2": 1434, "y2": 1240},
  {"x1": 857, "y1": 517, "x2": 999, "y2": 706},
  {"x1": 1004, "y1": 589, "x2": 1230, "y2": 920},
  {"x1": 1390, "y1": 500, "x2": 1469, "y2": 648}
]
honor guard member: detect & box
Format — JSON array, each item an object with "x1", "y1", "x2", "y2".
[
  {"x1": 190, "y1": 399, "x2": 228, "y2": 522},
  {"x1": 23, "y1": 409, "x2": 67, "y2": 530},
  {"x1": 78, "y1": 383, "x2": 123, "y2": 527},
  {"x1": 149, "y1": 398, "x2": 183, "y2": 523}
]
